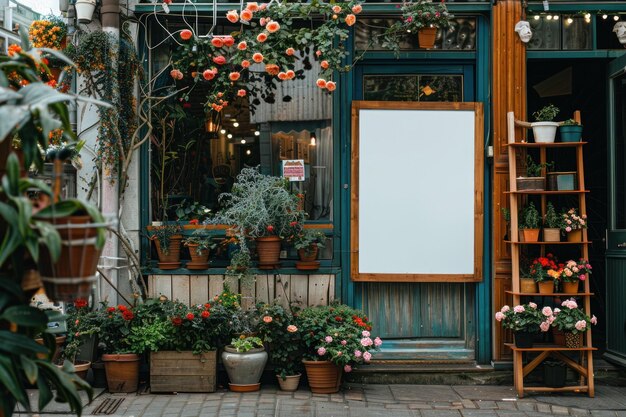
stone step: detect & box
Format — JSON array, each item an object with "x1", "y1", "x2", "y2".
[{"x1": 373, "y1": 338, "x2": 474, "y2": 361}]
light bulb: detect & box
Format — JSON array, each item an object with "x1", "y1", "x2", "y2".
[
  {"x1": 566, "y1": 17, "x2": 573, "y2": 24},
  {"x1": 602, "y1": 14, "x2": 608, "y2": 20},
  {"x1": 254, "y1": 130, "x2": 260, "y2": 136},
  {"x1": 220, "y1": 129, "x2": 226, "y2": 134},
  {"x1": 310, "y1": 137, "x2": 316, "y2": 146},
  {"x1": 584, "y1": 13, "x2": 591, "y2": 19},
  {"x1": 585, "y1": 17, "x2": 591, "y2": 23},
  {"x1": 546, "y1": 15, "x2": 552, "y2": 20},
  {"x1": 240, "y1": 139, "x2": 246, "y2": 144},
  {"x1": 614, "y1": 15, "x2": 620, "y2": 21},
  {"x1": 553, "y1": 15, "x2": 559, "y2": 20},
  {"x1": 534, "y1": 15, "x2": 540, "y2": 20},
  {"x1": 227, "y1": 133, "x2": 233, "y2": 139},
  {"x1": 246, "y1": 150, "x2": 251, "y2": 155},
  {"x1": 233, "y1": 122, "x2": 239, "y2": 128}
]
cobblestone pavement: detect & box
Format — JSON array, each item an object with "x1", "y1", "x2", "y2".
[{"x1": 18, "y1": 384, "x2": 626, "y2": 417}]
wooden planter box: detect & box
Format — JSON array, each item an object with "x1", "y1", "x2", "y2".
[{"x1": 150, "y1": 350, "x2": 217, "y2": 393}]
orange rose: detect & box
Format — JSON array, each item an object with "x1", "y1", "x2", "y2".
[
  {"x1": 237, "y1": 41, "x2": 247, "y2": 50},
  {"x1": 211, "y1": 37, "x2": 224, "y2": 48},
  {"x1": 257, "y1": 32, "x2": 268, "y2": 43},
  {"x1": 278, "y1": 72, "x2": 288, "y2": 80},
  {"x1": 180, "y1": 29, "x2": 193, "y2": 40},
  {"x1": 345, "y1": 14, "x2": 356, "y2": 26},
  {"x1": 352, "y1": 4, "x2": 363, "y2": 14},
  {"x1": 222, "y1": 36, "x2": 235, "y2": 47},
  {"x1": 332, "y1": 5, "x2": 342, "y2": 13},
  {"x1": 286, "y1": 69, "x2": 295, "y2": 79},
  {"x1": 252, "y1": 52, "x2": 264, "y2": 63},
  {"x1": 240, "y1": 9, "x2": 253, "y2": 21},
  {"x1": 229, "y1": 71, "x2": 241, "y2": 81},
  {"x1": 320, "y1": 60, "x2": 329, "y2": 69},
  {"x1": 246, "y1": 2, "x2": 259, "y2": 12},
  {"x1": 265, "y1": 64, "x2": 280, "y2": 76},
  {"x1": 326, "y1": 81, "x2": 337, "y2": 92},
  {"x1": 285, "y1": 47, "x2": 295, "y2": 56},
  {"x1": 241, "y1": 59, "x2": 251, "y2": 68},
  {"x1": 266, "y1": 21, "x2": 280, "y2": 33},
  {"x1": 226, "y1": 10, "x2": 239, "y2": 23},
  {"x1": 203, "y1": 69, "x2": 216, "y2": 80},
  {"x1": 316, "y1": 78, "x2": 327, "y2": 88}
]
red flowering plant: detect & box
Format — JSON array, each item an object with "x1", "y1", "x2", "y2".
[
  {"x1": 94, "y1": 303, "x2": 138, "y2": 354},
  {"x1": 529, "y1": 253, "x2": 562, "y2": 283},
  {"x1": 296, "y1": 304, "x2": 382, "y2": 373},
  {"x1": 60, "y1": 298, "x2": 100, "y2": 364}
]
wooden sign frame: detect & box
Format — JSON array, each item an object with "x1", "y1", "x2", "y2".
[{"x1": 350, "y1": 101, "x2": 484, "y2": 282}]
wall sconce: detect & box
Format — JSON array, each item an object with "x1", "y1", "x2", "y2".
[
  {"x1": 514, "y1": 20, "x2": 533, "y2": 43},
  {"x1": 613, "y1": 21, "x2": 626, "y2": 45}
]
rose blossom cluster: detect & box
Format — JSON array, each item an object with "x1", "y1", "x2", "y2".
[{"x1": 315, "y1": 329, "x2": 382, "y2": 372}]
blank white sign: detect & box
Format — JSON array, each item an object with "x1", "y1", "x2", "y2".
[{"x1": 358, "y1": 108, "x2": 476, "y2": 275}]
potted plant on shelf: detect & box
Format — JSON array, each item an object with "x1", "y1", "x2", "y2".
[
  {"x1": 148, "y1": 223, "x2": 183, "y2": 269},
  {"x1": 222, "y1": 336, "x2": 268, "y2": 392},
  {"x1": 495, "y1": 302, "x2": 550, "y2": 348},
  {"x1": 297, "y1": 304, "x2": 382, "y2": 394},
  {"x1": 395, "y1": 0, "x2": 453, "y2": 49},
  {"x1": 59, "y1": 298, "x2": 101, "y2": 380},
  {"x1": 216, "y1": 167, "x2": 305, "y2": 270},
  {"x1": 531, "y1": 104, "x2": 560, "y2": 143},
  {"x1": 551, "y1": 298, "x2": 597, "y2": 348},
  {"x1": 543, "y1": 202, "x2": 562, "y2": 242},
  {"x1": 559, "y1": 259, "x2": 592, "y2": 294},
  {"x1": 184, "y1": 228, "x2": 216, "y2": 270},
  {"x1": 559, "y1": 118, "x2": 583, "y2": 143},
  {"x1": 561, "y1": 208, "x2": 587, "y2": 242},
  {"x1": 292, "y1": 229, "x2": 327, "y2": 270},
  {"x1": 519, "y1": 202, "x2": 540, "y2": 242},
  {"x1": 257, "y1": 302, "x2": 303, "y2": 391},
  {"x1": 529, "y1": 253, "x2": 560, "y2": 294},
  {"x1": 516, "y1": 155, "x2": 550, "y2": 191}
]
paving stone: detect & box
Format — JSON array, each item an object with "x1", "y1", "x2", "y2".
[
  {"x1": 421, "y1": 410, "x2": 462, "y2": 417},
  {"x1": 591, "y1": 412, "x2": 618, "y2": 417},
  {"x1": 462, "y1": 399, "x2": 478, "y2": 409},
  {"x1": 551, "y1": 405, "x2": 571, "y2": 415},
  {"x1": 460, "y1": 410, "x2": 498, "y2": 417},
  {"x1": 516, "y1": 402, "x2": 537, "y2": 412},
  {"x1": 392, "y1": 385, "x2": 461, "y2": 402},
  {"x1": 496, "y1": 401, "x2": 517, "y2": 410},
  {"x1": 495, "y1": 412, "x2": 528, "y2": 417},
  {"x1": 408, "y1": 403, "x2": 433, "y2": 410},
  {"x1": 476, "y1": 401, "x2": 498, "y2": 409},
  {"x1": 536, "y1": 404, "x2": 552, "y2": 414},
  {"x1": 570, "y1": 408, "x2": 591, "y2": 416}
]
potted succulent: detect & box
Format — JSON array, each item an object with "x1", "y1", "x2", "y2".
[
  {"x1": 559, "y1": 259, "x2": 592, "y2": 294},
  {"x1": 531, "y1": 104, "x2": 560, "y2": 143},
  {"x1": 551, "y1": 298, "x2": 597, "y2": 348},
  {"x1": 148, "y1": 223, "x2": 183, "y2": 269},
  {"x1": 559, "y1": 118, "x2": 583, "y2": 142},
  {"x1": 293, "y1": 229, "x2": 327, "y2": 270},
  {"x1": 297, "y1": 304, "x2": 382, "y2": 394},
  {"x1": 222, "y1": 336, "x2": 268, "y2": 392},
  {"x1": 529, "y1": 253, "x2": 560, "y2": 294},
  {"x1": 561, "y1": 208, "x2": 587, "y2": 242},
  {"x1": 257, "y1": 302, "x2": 303, "y2": 391},
  {"x1": 395, "y1": 0, "x2": 453, "y2": 49},
  {"x1": 495, "y1": 302, "x2": 549, "y2": 348},
  {"x1": 184, "y1": 228, "x2": 217, "y2": 270},
  {"x1": 516, "y1": 155, "x2": 549, "y2": 191},
  {"x1": 518, "y1": 202, "x2": 540, "y2": 242},
  {"x1": 543, "y1": 202, "x2": 562, "y2": 242},
  {"x1": 216, "y1": 167, "x2": 305, "y2": 269}
]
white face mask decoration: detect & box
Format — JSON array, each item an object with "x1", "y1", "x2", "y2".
[
  {"x1": 614, "y1": 22, "x2": 626, "y2": 45},
  {"x1": 515, "y1": 20, "x2": 533, "y2": 43}
]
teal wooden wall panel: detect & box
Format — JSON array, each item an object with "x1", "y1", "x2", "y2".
[
  {"x1": 606, "y1": 258, "x2": 626, "y2": 362},
  {"x1": 362, "y1": 283, "x2": 468, "y2": 339}
]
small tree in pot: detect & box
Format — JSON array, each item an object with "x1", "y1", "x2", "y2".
[
  {"x1": 543, "y1": 202, "x2": 562, "y2": 242},
  {"x1": 519, "y1": 202, "x2": 541, "y2": 242},
  {"x1": 531, "y1": 104, "x2": 560, "y2": 143}
]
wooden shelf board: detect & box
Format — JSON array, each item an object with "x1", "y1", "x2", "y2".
[
  {"x1": 505, "y1": 291, "x2": 594, "y2": 296},
  {"x1": 505, "y1": 343, "x2": 597, "y2": 352},
  {"x1": 505, "y1": 141, "x2": 587, "y2": 148},
  {"x1": 505, "y1": 190, "x2": 589, "y2": 195},
  {"x1": 505, "y1": 240, "x2": 591, "y2": 245}
]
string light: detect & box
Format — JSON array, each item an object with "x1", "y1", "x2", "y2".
[
  {"x1": 553, "y1": 15, "x2": 559, "y2": 20},
  {"x1": 546, "y1": 15, "x2": 553, "y2": 20},
  {"x1": 246, "y1": 149, "x2": 251, "y2": 155},
  {"x1": 220, "y1": 129, "x2": 226, "y2": 134},
  {"x1": 254, "y1": 130, "x2": 260, "y2": 136},
  {"x1": 233, "y1": 121, "x2": 239, "y2": 127},
  {"x1": 602, "y1": 14, "x2": 608, "y2": 20},
  {"x1": 566, "y1": 17, "x2": 573, "y2": 24},
  {"x1": 534, "y1": 15, "x2": 540, "y2": 20},
  {"x1": 240, "y1": 139, "x2": 246, "y2": 144},
  {"x1": 615, "y1": 15, "x2": 620, "y2": 21},
  {"x1": 584, "y1": 13, "x2": 591, "y2": 19},
  {"x1": 227, "y1": 133, "x2": 233, "y2": 139}
]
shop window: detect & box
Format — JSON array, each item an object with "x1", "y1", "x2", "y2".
[
  {"x1": 527, "y1": 15, "x2": 592, "y2": 50},
  {"x1": 363, "y1": 74, "x2": 463, "y2": 102},
  {"x1": 355, "y1": 17, "x2": 476, "y2": 51}
]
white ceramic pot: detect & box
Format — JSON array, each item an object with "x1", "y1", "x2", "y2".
[
  {"x1": 276, "y1": 373, "x2": 301, "y2": 391},
  {"x1": 59, "y1": 0, "x2": 69, "y2": 12},
  {"x1": 531, "y1": 121, "x2": 559, "y2": 143},
  {"x1": 75, "y1": 0, "x2": 97, "y2": 24},
  {"x1": 222, "y1": 346, "x2": 268, "y2": 385}
]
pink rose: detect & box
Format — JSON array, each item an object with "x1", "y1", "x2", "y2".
[
  {"x1": 542, "y1": 306, "x2": 553, "y2": 317},
  {"x1": 362, "y1": 330, "x2": 370, "y2": 337},
  {"x1": 591, "y1": 315, "x2": 597, "y2": 325},
  {"x1": 495, "y1": 312, "x2": 505, "y2": 322},
  {"x1": 374, "y1": 337, "x2": 382, "y2": 347},
  {"x1": 360, "y1": 337, "x2": 372, "y2": 347},
  {"x1": 354, "y1": 350, "x2": 362, "y2": 358},
  {"x1": 344, "y1": 365, "x2": 352, "y2": 373},
  {"x1": 325, "y1": 336, "x2": 333, "y2": 343},
  {"x1": 287, "y1": 325, "x2": 298, "y2": 333},
  {"x1": 341, "y1": 340, "x2": 347, "y2": 346},
  {"x1": 500, "y1": 305, "x2": 510, "y2": 313},
  {"x1": 553, "y1": 308, "x2": 561, "y2": 314},
  {"x1": 513, "y1": 305, "x2": 525, "y2": 313},
  {"x1": 540, "y1": 321, "x2": 550, "y2": 332},
  {"x1": 575, "y1": 320, "x2": 587, "y2": 331},
  {"x1": 363, "y1": 351, "x2": 372, "y2": 362},
  {"x1": 528, "y1": 302, "x2": 537, "y2": 309},
  {"x1": 317, "y1": 347, "x2": 326, "y2": 356}
]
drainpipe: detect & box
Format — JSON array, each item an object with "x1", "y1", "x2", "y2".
[{"x1": 100, "y1": 0, "x2": 121, "y2": 305}]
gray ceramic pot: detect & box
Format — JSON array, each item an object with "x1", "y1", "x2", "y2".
[{"x1": 221, "y1": 346, "x2": 268, "y2": 385}]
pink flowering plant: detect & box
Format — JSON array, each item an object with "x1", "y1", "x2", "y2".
[
  {"x1": 561, "y1": 208, "x2": 587, "y2": 233},
  {"x1": 551, "y1": 298, "x2": 597, "y2": 334},
  {"x1": 560, "y1": 259, "x2": 592, "y2": 283},
  {"x1": 494, "y1": 302, "x2": 547, "y2": 333},
  {"x1": 297, "y1": 304, "x2": 382, "y2": 373}
]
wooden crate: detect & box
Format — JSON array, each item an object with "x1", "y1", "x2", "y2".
[{"x1": 150, "y1": 350, "x2": 217, "y2": 393}]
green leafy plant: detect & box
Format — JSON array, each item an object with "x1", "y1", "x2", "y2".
[
  {"x1": 524, "y1": 155, "x2": 552, "y2": 177},
  {"x1": 183, "y1": 228, "x2": 217, "y2": 256},
  {"x1": 257, "y1": 302, "x2": 303, "y2": 378},
  {"x1": 495, "y1": 303, "x2": 548, "y2": 333},
  {"x1": 561, "y1": 118, "x2": 580, "y2": 126},
  {"x1": 519, "y1": 202, "x2": 540, "y2": 229},
  {"x1": 230, "y1": 336, "x2": 264, "y2": 353},
  {"x1": 544, "y1": 202, "x2": 563, "y2": 229},
  {"x1": 552, "y1": 298, "x2": 597, "y2": 334},
  {"x1": 93, "y1": 304, "x2": 136, "y2": 354},
  {"x1": 148, "y1": 224, "x2": 183, "y2": 255},
  {"x1": 292, "y1": 229, "x2": 327, "y2": 252},
  {"x1": 532, "y1": 104, "x2": 560, "y2": 122},
  {"x1": 61, "y1": 299, "x2": 100, "y2": 364},
  {"x1": 174, "y1": 199, "x2": 213, "y2": 222}
]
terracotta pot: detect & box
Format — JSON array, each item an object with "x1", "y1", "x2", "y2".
[
  {"x1": 565, "y1": 332, "x2": 583, "y2": 349},
  {"x1": 552, "y1": 328, "x2": 566, "y2": 346},
  {"x1": 543, "y1": 228, "x2": 561, "y2": 242},
  {"x1": 298, "y1": 246, "x2": 319, "y2": 262},
  {"x1": 538, "y1": 281, "x2": 555, "y2": 294},
  {"x1": 187, "y1": 243, "x2": 210, "y2": 264},
  {"x1": 57, "y1": 360, "x2": 91, "y2": 380},
  {"x1": 154, "y1": 235, "x2": 182, "y2": 263},
  {"x1": 256, "y1": 236, "x2": 281, "y2": 268},
  {"x1": 519, "y1": 228, "x2": 540, "y2": 242},
  {"x1": 102, "y1": 353, "x2": 140, "y2": 393},
  {"x1": 418, "y1": 27, "x2": 437, "y2": 49},
  {"x1": 277, "y1": 373, "x2": 301, "y2": 392},
  {"x1": 561, "y1": 281, "x2": 579, "y2": 294},
  {"x1": 303, "y1": 360, "x2": 342, "y2": 394},
  {"x1": 37, "y1": 215, "x2": 102, "y2": 303},
  {"x1": 567, "y1": 229, "x2": 583, "y2": 242},
  {"x1": 520, "y1": 278, "x2": 537, "y2": 293}
]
